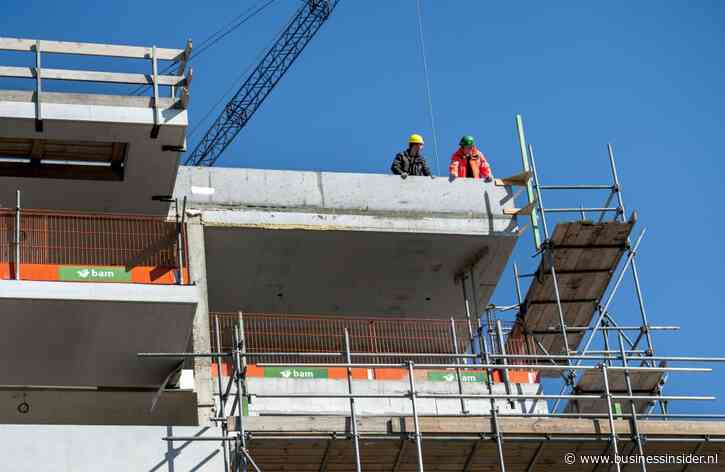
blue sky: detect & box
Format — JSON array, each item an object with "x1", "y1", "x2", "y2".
[{"x1": 3, "y1": 1, "x2": 725, "y2": 413}]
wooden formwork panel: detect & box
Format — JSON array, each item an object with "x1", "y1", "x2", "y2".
[
  {"x1": 575, "y1": 367, "x2": 665, "y2": 393},
  {"x1": 564, "y1": 367, "x2": 666, "y2": 414},
  {"x1": 513, "y1": 220, "x2": 634, "y2": 368}
]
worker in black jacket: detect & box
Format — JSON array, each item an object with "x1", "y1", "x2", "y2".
[{"x1": 391, "y1": 134, "x2": 433, "y2": 178}]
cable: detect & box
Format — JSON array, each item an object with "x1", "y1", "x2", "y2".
[
  {"x1": 187, "y1": 3, "x2": 293, "y2": 140},
  {"x1": 415, "y1": 0, "x2": 440, "y2": 176},
  {"x1": 129, "y1": 0, "x2": 278, "y2": 96},
  {"x1": 191, "y1": 0, "x2": 278, "y2": 62},
  {"x1": 187, "y1": 48, "x2": 265, "y2": 139}
]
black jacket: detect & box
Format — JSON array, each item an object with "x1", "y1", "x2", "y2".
[{"x1": 391, "y1": 149, "x2": 432, "y2": 176}]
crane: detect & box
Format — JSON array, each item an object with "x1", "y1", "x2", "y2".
[{"x1": 184, "y1": 0, "x2": 341, "y2": 167}]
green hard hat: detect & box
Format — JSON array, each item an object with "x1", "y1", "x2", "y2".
[{"x1": 459, "y1": 135, "x2": 475, "y2": 147}]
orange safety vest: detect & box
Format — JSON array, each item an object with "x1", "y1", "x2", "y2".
[{"x1": 449, "y1": 146, "x2": 492, "y2": 179}]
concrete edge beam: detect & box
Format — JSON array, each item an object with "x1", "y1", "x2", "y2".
[{"x1": 0, "y1": 280, "x2": 199, "y2": 304}]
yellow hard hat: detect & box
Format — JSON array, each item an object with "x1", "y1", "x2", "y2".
[{"x1": 408, "y1": 134, "x2": 424, "y2": 145}]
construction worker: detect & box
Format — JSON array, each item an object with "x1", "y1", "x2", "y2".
[
  {"x1": 391, "y1": 134, "x2": 432, "y2": 178},
  {"x1": 448, "y1": 135, "x2": 493, "y2": 182}
]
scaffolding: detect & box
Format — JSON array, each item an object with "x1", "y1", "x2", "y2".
[{"x1": 140, "y1": 115, "x2": 725, "y2": 471}]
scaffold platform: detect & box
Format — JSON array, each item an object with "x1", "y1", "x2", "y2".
[
  {"x1": 226, "y1": 416, "x2": 725, "y2": 471},
  {"x1": 565, "y1": 366, "x2": 666, "y2": 414},
  {"x1": 515, "y1": 219, "x2": 634, "y2": 366}
]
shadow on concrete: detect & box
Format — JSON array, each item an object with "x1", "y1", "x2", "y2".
[{"x1": 147, "y1": 425, "x2": 214, "y2": 472}]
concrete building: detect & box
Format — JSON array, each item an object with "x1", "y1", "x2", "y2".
[{"x1": 1, "y1": 36, "x2": 724, "y2": 471}]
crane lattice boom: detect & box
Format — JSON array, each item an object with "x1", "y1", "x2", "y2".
[{"x1": 185, "y1": 0, "x2": 340, "y2": 167}]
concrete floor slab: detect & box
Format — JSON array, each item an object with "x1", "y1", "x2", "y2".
[
  {"x1": 0, "y1": 389, "x2": 197, "y2": 425},
  {"x1": 0, "y1": 280, "x2": 198, "y2": 387},
  {"x1": 0, "y1": 91, "x2": 187, "y2": 214},
  {"x1": 175, "y1": 167, "x2": 521, "y2": 316}
]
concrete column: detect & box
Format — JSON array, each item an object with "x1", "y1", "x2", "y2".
[{"x1": 186, "y1": 217, "x2": 214, "y2": 426}]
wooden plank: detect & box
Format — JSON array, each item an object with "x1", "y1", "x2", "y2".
[
  {"x1": 518, "y1": 221, "x2": 634, "y2": 358},
  {"x1": 0, "y1": 66, "x2": 184, "y2": 86},
  {"x1": 575, "y1": 368, "x2": 664, "y2": 393},
  {"x1": 239, "y1": 415, "x2": 389, "y2": 433},
  {"x1": 503, "y1": 199, "x2": 536, "y2": 216},
  {"x1": 235, "y1": 415, "x2": 725, "y2": 441},
  {"x1": 526, "y1": 222, "x2": 584, "y2": 345},
  {"x1": 393, "y1": 416, "x2": 725, "y2": 436},
  {"x1": 243, "y1": 435, "x2": 724, "y2": 471},
  {"x1": 0, "y1": 37, "x2": 183, "y2": 60},
  {"x1": 495, "y1": 170, "x2": 531, "y2": 187},
  {"x1": 565, "y1": 366, "x2": 665, "y2": 414}
]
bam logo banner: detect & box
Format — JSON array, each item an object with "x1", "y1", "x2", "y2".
[
  {"x1": 427, "y1": 371, "x2": 487, "y2": 383},
  {"x1": 264, "y1": 367, "x2": 328, "y2": 379},
  {"x1": 58, "y1": 266, "x2": 132, "y2": 282}
]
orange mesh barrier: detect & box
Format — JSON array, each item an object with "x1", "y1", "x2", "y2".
[
  {"x1": 0, "y1": 208, "x2": 188, "y2": 284},
  {"x1": 211, "y1": 313, "x2": 472, "y2": 365}
]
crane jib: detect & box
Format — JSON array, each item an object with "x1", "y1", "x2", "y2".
[{"x1": 185, "y1": 0, "x2": 340, "y2": 167}]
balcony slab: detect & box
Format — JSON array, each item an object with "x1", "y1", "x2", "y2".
[
  {"x1": 0, "y1": 91, "x2": 187, "y2": 214},
  {"x1": 0, "y1": 280, "x2": 198, "y2": 387},
  {"x1": 175, "y1": 166, "x2": 521, "y2": 317}
]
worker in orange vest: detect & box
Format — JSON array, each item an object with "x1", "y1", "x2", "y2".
[{"x1": 448, "y1": 135, "x2": 493, "y2": 182}]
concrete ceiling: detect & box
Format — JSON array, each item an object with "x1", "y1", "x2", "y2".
[
  {"x1": 0, "y1": 282, "x2": 197, "y2": 387},
  {"x1": 0, "y1": 98, "x2": 186, "y2": 215},
  {"x1": 204, "y1": 227, "x2": 517, "y2": 317}
]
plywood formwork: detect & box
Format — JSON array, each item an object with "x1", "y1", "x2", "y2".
[{"x1": 510, "y1": 220, "x2": 634, "y2": 372}]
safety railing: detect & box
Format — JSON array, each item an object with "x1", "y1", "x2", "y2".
[
  {"x1": 1, "y1": 206, "x2": 188, "y2": 284},
  {"x1": 211, "y1": 312, "x2": 471, "y2": 365},
  {"x1": 0, "y1": 36, "x2": 192, "y2": 134}
]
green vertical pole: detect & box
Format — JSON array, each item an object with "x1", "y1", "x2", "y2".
[{"x1": 515, "y1": 114, "x2": 542, "y2": 251}]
